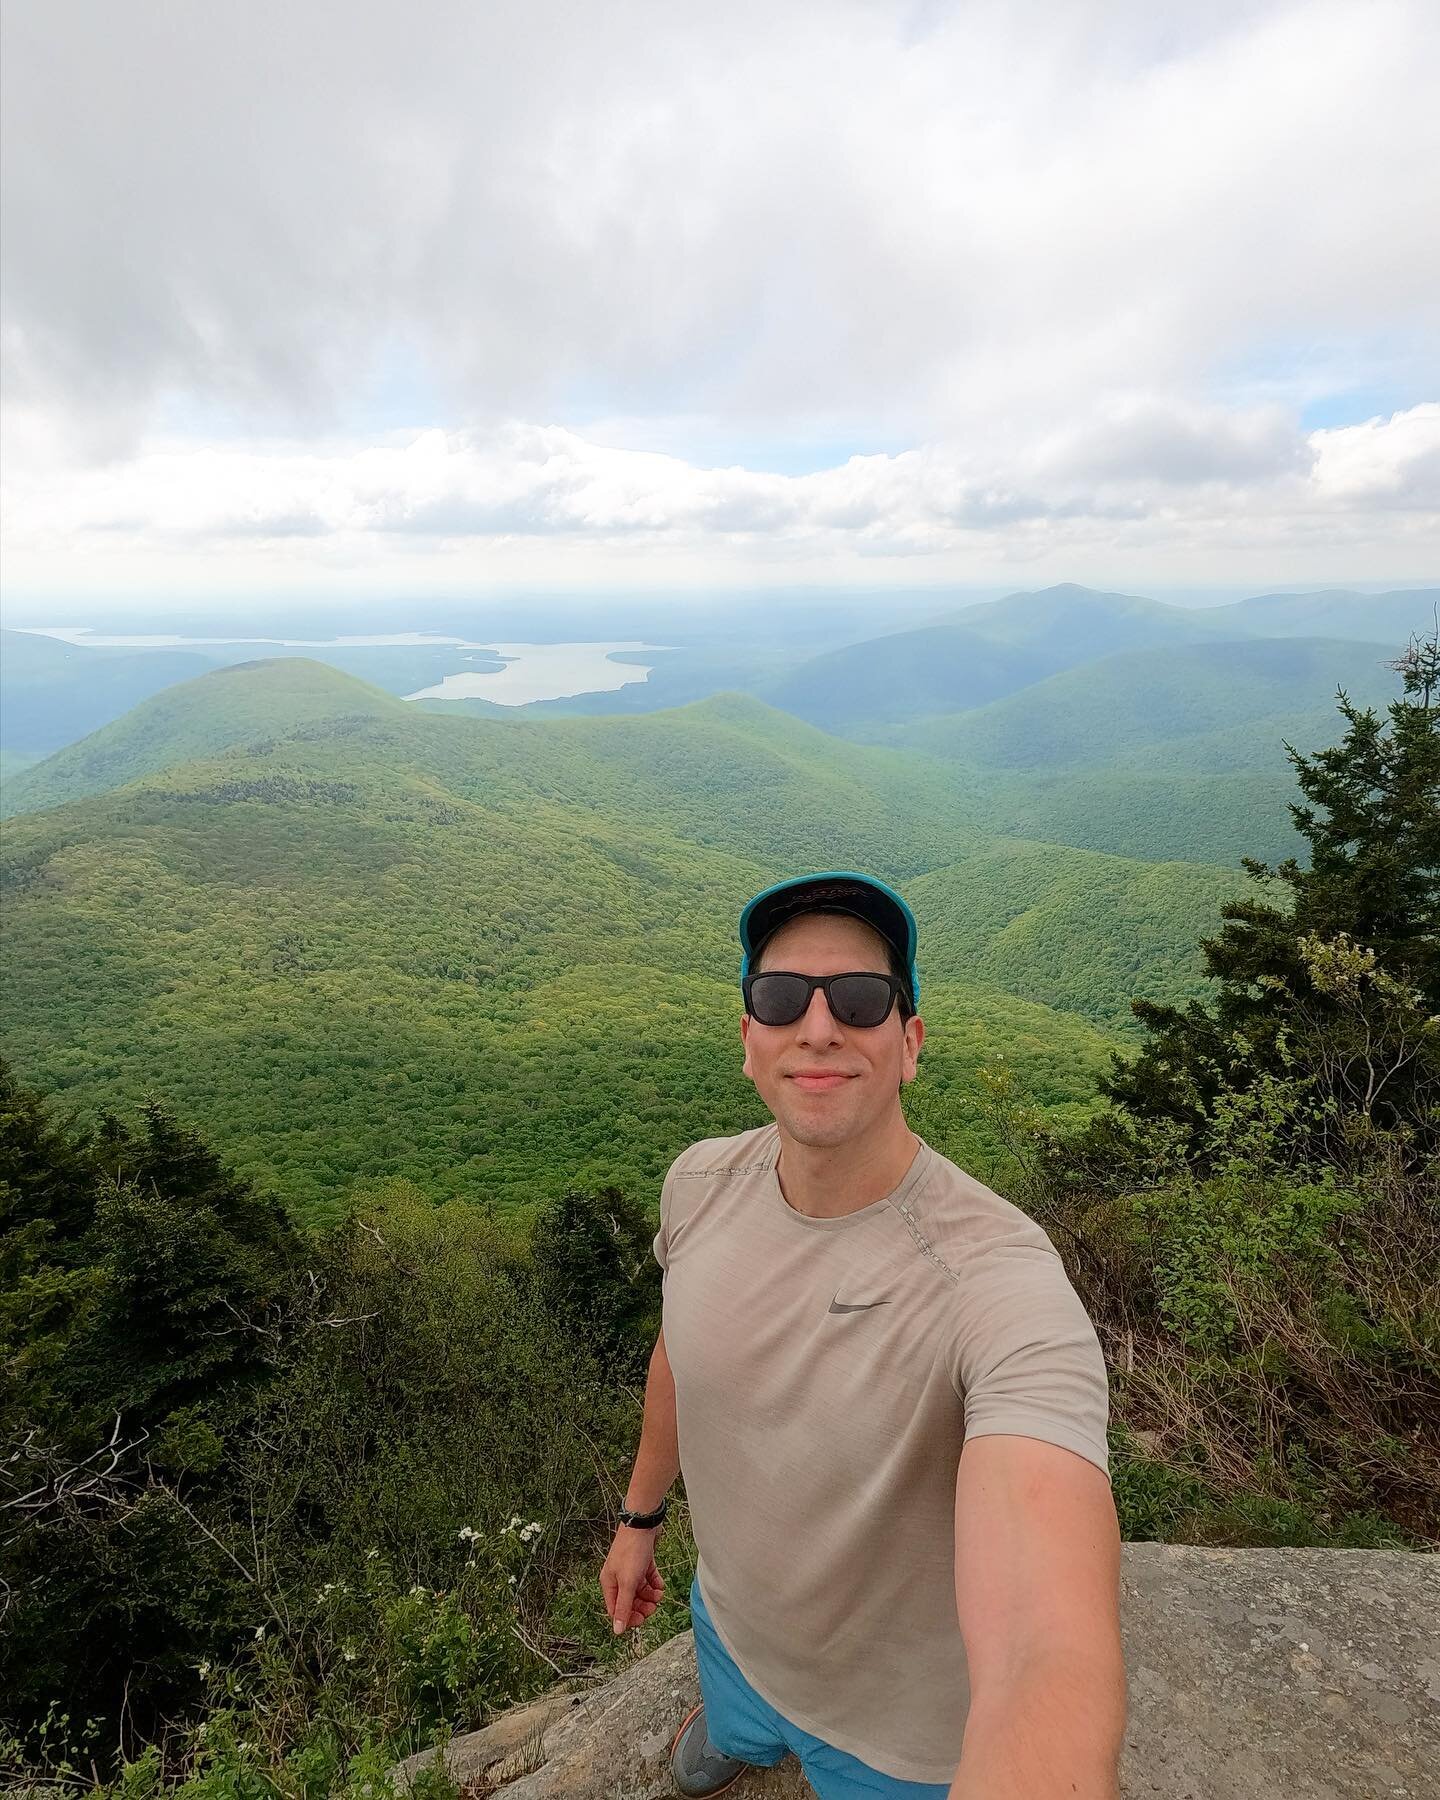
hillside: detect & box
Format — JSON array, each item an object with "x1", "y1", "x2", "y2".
[
  {"x1": 908, "y1": 842, "x2": 1259, "y2": 1033},
  {"x1": 943, "y1": 766, "x2": 1307, "y2": 866},
  {"x1": 751, "y1": 584, "x2": 1246, "y2": 732},
  {"x1": 1, "y1": 657, "x2": 410, "y2": 816},
  {"x1": 0, "y1": 627, "x2": 222, "y2": 755},
  {"x1": 1223, "y1": 586, "x2": 1439, "y2": 641},
  {"x1": 1, "y1": 651, "x2": 1346, "y2": 1212},
  {"x1": 3, "y1": 662, "x2": 993, "y2": 872},
  {"x1": 895, "y1": 637, "x2": 1407, "y2": 771},
  {"x1": 0, "y1": 698, "x2": 1115, "y2": 1217}
]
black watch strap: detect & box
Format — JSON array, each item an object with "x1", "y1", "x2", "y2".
[{"x1": 618, "y1": 1496, "x2": 669, "y2": 1530}]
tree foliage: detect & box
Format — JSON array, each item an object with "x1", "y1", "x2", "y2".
[{"x1": 1067, "y1": 628, "x2": 1439, "y2": 1180}]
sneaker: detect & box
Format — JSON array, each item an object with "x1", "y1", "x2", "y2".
[{"x1": 669, "y1": 1702, "x2": 750, "y2": 1798}]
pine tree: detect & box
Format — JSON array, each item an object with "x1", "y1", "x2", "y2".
[{"x1": 1076, "y1": 624, "x2": 1439, "y2": 1175}]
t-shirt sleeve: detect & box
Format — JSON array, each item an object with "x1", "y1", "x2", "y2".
[
  {"x1": 946, "y1": 1239, "x2": 1110, "y2": 1477},
  {"x1": 652, "y1": 1155, "x2": 679, "y2": 1277}
]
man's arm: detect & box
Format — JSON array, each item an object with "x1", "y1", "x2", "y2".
[
  {"x1": 626, "y1": 1326, "x2": 681, "y2": 1511},
  {"x1": 600, "y1": 1328, "x2": 681, "y2": 1633},
  {"x1": 949, "y1": 1434, "x2": 1126, "y2": 1800}
]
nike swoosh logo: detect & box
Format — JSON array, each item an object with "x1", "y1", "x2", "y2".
[{"x1": 828, "y1": 1298, "x2": 893, "y2": 1313}]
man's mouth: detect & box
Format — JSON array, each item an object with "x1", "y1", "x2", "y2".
[{"x1": 787, "y1": 1072, "x2": 855, "y2": 1091}]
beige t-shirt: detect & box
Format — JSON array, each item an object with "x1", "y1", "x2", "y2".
[{"x1": 653, "y1": 1122, "x2": 1110, "y2": 1783}]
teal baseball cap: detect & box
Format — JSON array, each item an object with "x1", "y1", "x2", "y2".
[{"x1": 739, "y1": 871, "x2": 920, "y2": 1010}]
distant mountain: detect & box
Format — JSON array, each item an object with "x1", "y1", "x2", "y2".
[
  {"x1": 897, "y1": 637, "x2": 1406, "y2": 771},
  {"x1": 1221, "y1": 588, "x2": 1439, "y2": 643},
  {"x1": 931, "y1": 582, "x2": 1243, "y2": 654},
  {"x1": 752, "y1": 584, "x2": 1246, "y2": 732},
  {"x1": 0, "y1": 628, "x2": 221, "y2": 754},
  {"x1": 4, "y1": 659, "x2": 996, "y2": 872},
  {"x1": 1, "y1": 658, "x2": 408, "y2": 817}
]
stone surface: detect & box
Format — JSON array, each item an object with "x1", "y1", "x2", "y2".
[{"x1": 395, "y1": 1546, "x2": 1440, "y2": 1800}]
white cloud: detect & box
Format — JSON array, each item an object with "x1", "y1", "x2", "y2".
[
  {"x1": 3, "y1": 406, "x2": 1434, "y2": 596},
  {"x1": 1, "y1": 0, "x2": 1437, "y2": 598}
]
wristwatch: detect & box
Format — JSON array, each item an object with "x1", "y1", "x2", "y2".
[{"x1": 617, "y1": 1496, "x2": 669, "y2": 1530}]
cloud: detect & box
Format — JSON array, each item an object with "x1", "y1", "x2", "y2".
[
  {"x1": 3, "y1": 0, "x2": 1437, "y2": 453},
  {"x1": 2, "y1": 1, "x2": 1436, "y2": 598},
  {"x1": 5, "y1": 408, "x2": 1434, "y2": 592}
]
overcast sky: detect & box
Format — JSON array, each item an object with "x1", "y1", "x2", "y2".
[{"x1": 2, "y1": 0, "x2": 1437, "y2": 612}]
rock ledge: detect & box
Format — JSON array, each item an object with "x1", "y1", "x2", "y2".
[{"x1": 395, "y1": 1545, "x2": 1440, "y2": 1800}]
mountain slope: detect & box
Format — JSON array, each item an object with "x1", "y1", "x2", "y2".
[
  {"x1": 1, "y1": 658, "x2": 409, "y2": 817},
  {"x1": 909, "y1": 842, "x2": 1259, "y2": 1032},
  {"x1": 0, "y1": 628, "x2": 222, "y2": 755},
  {"x1": 1223, "y1": 587, "x2": 1439, "y2": 642},
  {"x1": 752, "y1": 584, "x2": 1247, "y2": 732},
  {"x1": 0, "y1": 714, "x2": 1114, "y2": 1218},
  {"x1": 4, "y1": 662, "x2": 992, "y2": 876},
  {"x1": 897, "y1": 637, "x2": 1406, "y2": 770}
]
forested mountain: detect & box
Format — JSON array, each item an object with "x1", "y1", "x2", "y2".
[
  {"x1": 1224, "y1": 586, "x2": 1439, "y2": 640},
  {"x1": 909, "y1": 842, "x2": 1257, "y2": 1033},
  {"x1": 891, "y1": 637, "x2": 1404, "y2": 770},
  {"x1": 0, "y1": 656, "x2": 410, "y2": 816},
  {"x1": 3, "y1": 590, "x2": 1429, "y2": 1210},
  {"x1": 0, "y1": 627, "x2": 220, "y2": 753},
  {"x1": 3, "y1": 663, "x2": 992, "y2": 869},
  {"x1": 749, "y1": 584, "x2": 1232, "y2": 730},
  {"x1": 745, "y1": 584, "x2": 1434, "y2": 734},
  {"x1": 1, "y1": 660, "x2": 1133, "y2": 1216}
]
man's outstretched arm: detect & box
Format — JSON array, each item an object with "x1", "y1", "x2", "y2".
[{"x1": 949, "y1": 1433, "x2": 1126, "y2": 1800}]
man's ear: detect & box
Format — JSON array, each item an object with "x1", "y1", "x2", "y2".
[
  {"x1": 740, "y1": 1009, "x2": 754, "y2": 1080},
  {"x1": 901, "y1": 1013, "x2": 924, "y2": 1084}
]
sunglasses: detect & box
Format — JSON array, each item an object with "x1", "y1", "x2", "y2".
[{"x1": 742, "y1": 970, "x2": 909, "y2": 1029}]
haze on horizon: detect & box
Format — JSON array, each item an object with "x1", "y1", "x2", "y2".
[{"x1": 2, "y1": 0, "x2": 1438, "y2": 618}]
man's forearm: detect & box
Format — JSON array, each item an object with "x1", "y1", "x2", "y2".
[
  {"x1": 624, "y1": 1330, "x2": 681, "y2": 1510},
  {"x1": 949, "y1": 1649, "x2": 1124, "y2": 1800}
]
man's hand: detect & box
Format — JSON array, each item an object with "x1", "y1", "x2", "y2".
[
  {"x1": 950, "y1": 1433, "x2": 1125, "y2": 1800},
  {"x1": 600, "y1": 1525, "x2": 666, "y2": 1634}
]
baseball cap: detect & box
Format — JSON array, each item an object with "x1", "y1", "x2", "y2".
[{"x1": 739, "y1": 871, "x2": 921, "y2": 1010}]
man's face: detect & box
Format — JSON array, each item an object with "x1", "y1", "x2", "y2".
[{"x1": 740, "y1": 911, "x2": 924, "y2": 1150}]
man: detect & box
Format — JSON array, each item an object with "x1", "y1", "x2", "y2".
[{"x1": 600, "y1": 872, "x2": 1126, "y2": 1800}]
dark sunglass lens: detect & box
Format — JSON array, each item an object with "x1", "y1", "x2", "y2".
[
  {"x1": 829, "y1": 975, "x2": 895, "y2": 1027},
  {"x1": 749, "y1": 973, "x2": 812, "y2": 1025}
]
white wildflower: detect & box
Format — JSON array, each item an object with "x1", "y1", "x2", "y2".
[
  {"x1": 343, "y1": 1647, "x2": 357, "y2": 1662},
  {"x1": 458, "y1": 1525, "x2": 481, "y2": 1544},
  {"x1": 254, "y1": 1625, "x2": 266, "y2": 1641},
  {"x1": 408, "y1": 1584, "x2": 428, "y2": 1598},
  {"x1": 196, "y1": 1661, "x2": 211, "y2": 1679},
  {"x1": 365, "y1": 1548, "x2": 379, "y2": 1559},
  {"x1": 506, "y1": 1574, "x2": 516, "y2": 1585}
]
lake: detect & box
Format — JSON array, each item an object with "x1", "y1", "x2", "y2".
[
  {"x1": 12, "y1": 627, "x2": 674, "y2": 706},
  {"x1": 404, "y1": 641, "x2": 671, "y2": 706}
]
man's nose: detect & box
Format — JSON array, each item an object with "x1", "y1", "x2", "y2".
[{"x1": 796, "y1": 984, "x2": 842, "y2": 1041}]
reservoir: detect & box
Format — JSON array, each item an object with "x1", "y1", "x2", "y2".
[{"x1": 404, "y1": 641, "x2": 670, "y2": 706}]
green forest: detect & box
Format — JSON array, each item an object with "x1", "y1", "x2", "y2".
[
  {"x1": 1, "y1": 660, "x2": 1268, "y2": 1220},
  {"x1": 1, "y1": 614, "x2": 1436, "y2": 1799}
]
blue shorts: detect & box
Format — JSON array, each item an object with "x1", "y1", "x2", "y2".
[{"x1": 688, "y1": 1575, "x2": 952, "y2": 1800}]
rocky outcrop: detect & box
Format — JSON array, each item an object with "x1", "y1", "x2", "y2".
[{"x1": 394, "y1": 1545, "x2": 1440, "y2": 1800}]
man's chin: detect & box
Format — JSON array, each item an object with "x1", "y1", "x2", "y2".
[{"x1": 774, "y1": 1101, "x2": 862, "y2": 1148}]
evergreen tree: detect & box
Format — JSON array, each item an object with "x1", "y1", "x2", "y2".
[
  {"x1": 1070, "y1": 625, "x2": 1439, "y2": 1177},
  {"x1": 0, "y1": 1074, "x2": 301, "y2": 1732},
  {"x1": 527, "y1": 1185, "x2": 662, "y2": 1381}
]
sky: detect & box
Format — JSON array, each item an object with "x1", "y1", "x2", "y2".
[{"x1": 2, "y1": 0, "x2": 1438, "y2": 615}]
